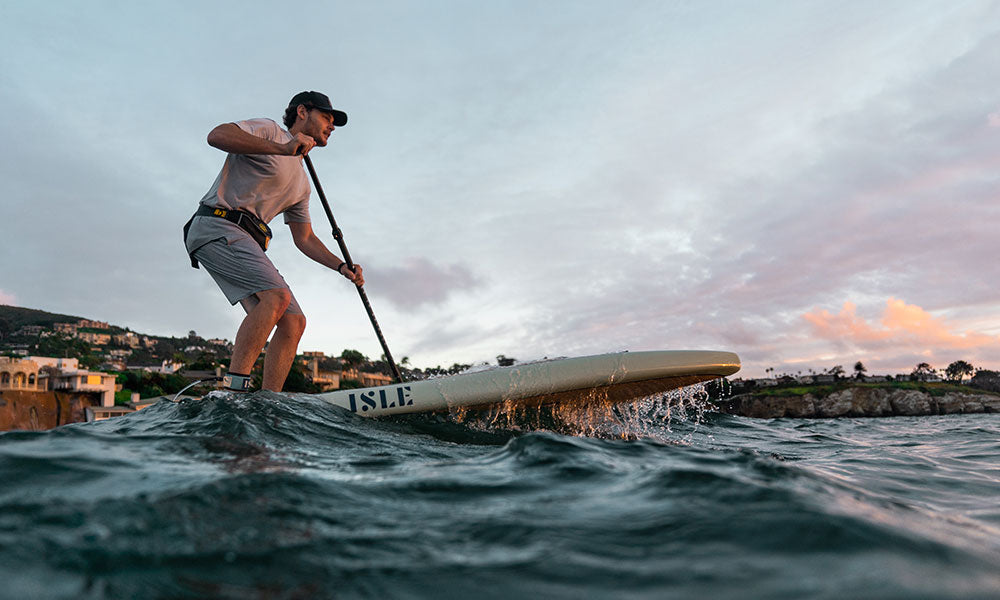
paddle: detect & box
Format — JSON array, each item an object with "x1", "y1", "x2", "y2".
[{"x1": 303, "y1": 155, "x2": 404, "y2": 384}]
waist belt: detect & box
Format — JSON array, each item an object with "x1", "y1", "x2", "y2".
[{"x1": 183, "y1": 205, "x2": 273, "y2": 269}]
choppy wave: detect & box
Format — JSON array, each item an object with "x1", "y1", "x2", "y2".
[{"x1": 1, "y1": 390, "x2": 998, "y2": 599}]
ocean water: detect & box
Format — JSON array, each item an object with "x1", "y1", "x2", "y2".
[{"x1": 0, "y1": 388, "x2": 998, "y2": 599}]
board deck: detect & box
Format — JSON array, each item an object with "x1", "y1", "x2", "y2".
[{"x1": 314, "y1": 350, "x2": 740, "y2": 417}]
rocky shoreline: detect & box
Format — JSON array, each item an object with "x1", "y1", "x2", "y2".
[{"x1": 715, "y1": 387, "x2": 1000, "y2": 419}]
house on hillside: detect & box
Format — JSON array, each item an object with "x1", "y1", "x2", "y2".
[
  {"x1": 77, "y1": 330, "x2": 112, "y2": 345},
  {"x1": 0, "y1": 357, "x2": 43, "y2": 391},
  {"x1": 31, "y1": 356, "x2": 116, "y2": 407},
  {"x1": 299, "y1": 353, "x2": 342, "y2": 391},
  {"x1": 114, "y1": 332, "x2": 142, "y2": 348},
  {"x1": 77, "y1": 319, "x2": 109, "y2": 330},
  {"x1": 344, "y1": 369, "x2": 394, "y2": 388},
  {"x1": 85, "y1": 406, "x2": 134, "y2": 422},
  {"x1": 126, "y1": 360, "x2": 185, "y2": 375},
  {"x1": 54, "y1": 323, "x2": 78, "y2": 335}
]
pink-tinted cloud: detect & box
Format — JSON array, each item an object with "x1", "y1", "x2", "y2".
[
  {"x1": 0, "y1": 289, "x2": 16, "y2": 305},
  {"x1": 803, "y1": 298, "x2": 1000, "y2": 351}
]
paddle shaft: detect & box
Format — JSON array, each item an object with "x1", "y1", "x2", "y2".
[{"x1": 303, "y1": 155, "x2": 403, "y2": 384}]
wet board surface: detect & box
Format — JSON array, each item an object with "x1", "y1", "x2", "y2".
[{"x1": 314, "y1": 350, "x2": 741, "y2": 417}]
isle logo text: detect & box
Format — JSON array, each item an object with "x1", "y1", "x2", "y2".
[{"x1": 347, "y1": 385, "x2": 414, "y2": 413}]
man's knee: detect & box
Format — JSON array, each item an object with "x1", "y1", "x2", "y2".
[
  {"x1": 279, "y1": 312, "x2": 307, "y2": 337},
  {"x1": 257, "y1": 288, "x2": 293, "y2": 314}
]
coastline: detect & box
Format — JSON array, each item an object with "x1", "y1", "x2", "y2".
[{"x1": 716, "y1": 386, "x2": 1000, "y2": 419}]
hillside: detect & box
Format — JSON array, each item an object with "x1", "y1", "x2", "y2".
[
  {"x1": 0, "y1": 304, "x2": 220, "y2": 371},
  {"x1": 0, "y1": 305, "x2": 84, "y2": 331}
]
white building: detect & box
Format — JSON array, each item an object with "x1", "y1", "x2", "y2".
[
  {"x1": 863, "y1": 375, "x2": 889, "y2": 383},
  {"x1": 30, "y1": 356, "x2": 117, "y2": 407},
  {"x1": 127, "y1": 360, "x2": 184, "y2": 375}
]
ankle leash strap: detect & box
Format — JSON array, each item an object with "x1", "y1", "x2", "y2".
[{"x1": 222, "y1": 373, "x2": 252, "y2": 392}]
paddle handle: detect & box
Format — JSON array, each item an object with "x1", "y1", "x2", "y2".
[{"x1": 304, "y1": 155, "x2": 404, "y2": 384}]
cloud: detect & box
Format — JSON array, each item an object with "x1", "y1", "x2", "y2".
[
  {"x1": 0, "y1": 290, "x2": 16, "y2": 306},
  {"x1": 803, "y1": 298, "x2": 1000, "y2": 351},
  {"x1": 369, "y1": 257, "x2": 483, "y2": 311}
]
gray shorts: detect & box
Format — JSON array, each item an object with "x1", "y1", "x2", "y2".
[{"x1": 192, "y1": 236, "x2": 303, "y2": 315}]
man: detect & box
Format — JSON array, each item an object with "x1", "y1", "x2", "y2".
[{"x1": 184, "y1": 91, "x2": 363, "y2": 393}]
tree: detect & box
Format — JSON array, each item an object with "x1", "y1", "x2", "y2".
[
  {"x1": 826, "y1": 365, "x2": 845, "y2": 379},
  {"x1": 424, "y1": 365, "x2": 445, "y2": 377},
  {"x1": 367, "y1": 354, "x2": 400, "y2": 377},
  {"x1": 36, "y1": 334, "x2": 98, "y2": 367},
  {"x1": 970, "y1": 369, "x2": 1000, "y2": 393},
  {"x1": 188, "y1": 351, "x2": 219, "y2": 371},
  {"x1": 117, "y1": 370, "x2": 189, "y2": 399},
  {"x1": 340, "y1": 349, "x2": 367, "y2": 370},
  {"x1": 283, "y1": 362, "x2": 320, "y2": 393},
  {"x1": 853, "y1": 361, "x2": 867, "y2": 380},
  {"x1": 944, "y1": 360, "x2": 974, "y2": 384},
  {"x1": 911, "y1": 362, "x2": 935, "y2": 382}
]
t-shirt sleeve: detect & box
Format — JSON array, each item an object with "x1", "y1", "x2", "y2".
[
  {"x1": 283, "y1": 197, "x2": 311, "y2": 223},
  {"x1": 235, "y1": 118, "x2": 282, "y2": 141}
]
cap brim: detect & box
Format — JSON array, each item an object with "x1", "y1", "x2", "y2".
[{"x1": 322, "y1": 109, "x2": 347, "y2": 127}]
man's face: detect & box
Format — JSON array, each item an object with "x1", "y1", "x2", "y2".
[{"x1": 303, "y1": 108, "x2": 336, "y2": 146}]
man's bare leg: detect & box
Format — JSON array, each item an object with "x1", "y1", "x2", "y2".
[
  {"x1": 261, "y1": 311, "x2": 307, "y2": 392},
  {"x1": 228, "y1": 288, "x2": 292, "y2": 376}
]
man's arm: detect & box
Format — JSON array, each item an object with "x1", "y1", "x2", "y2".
[
  {"x1": 288, "y1": 221, "x2": 365, "y2": 286},
  {"x1": 207, "y1": 123, "x2": 315, "y2": 156}
]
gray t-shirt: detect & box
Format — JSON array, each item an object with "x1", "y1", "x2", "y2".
[{"x1": 185, "y1": 118, "x2": 311, "y2": 253}]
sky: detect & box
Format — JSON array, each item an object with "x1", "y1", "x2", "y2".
[{"x1": 2, "y1": 0, "x2": 1000, "y2": 378}]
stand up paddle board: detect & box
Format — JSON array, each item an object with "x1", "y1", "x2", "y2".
[{"x1": 315, "y1": 350, "x2": 740, "y2": 417}]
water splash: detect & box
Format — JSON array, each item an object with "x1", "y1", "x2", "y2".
[{"x1": 444, "y1": 380, "x2": 718, "y2": 442}]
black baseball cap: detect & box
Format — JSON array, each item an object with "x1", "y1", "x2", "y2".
[{"x1": 288, "y1": 91, "x2": 347, "y2": 126}]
